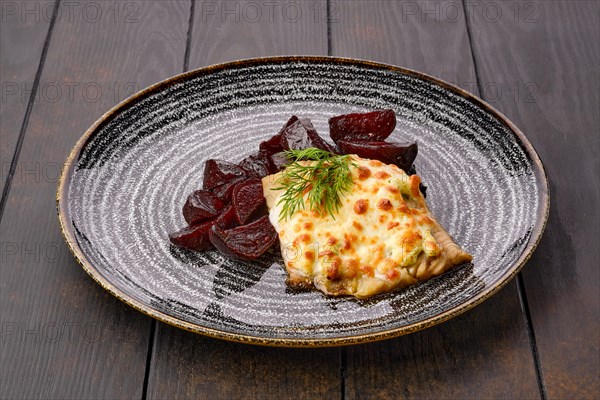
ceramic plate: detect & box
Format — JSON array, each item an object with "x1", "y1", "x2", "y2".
[{"x1": 57, "y1": 57, "x2": 549, "y2": 347}]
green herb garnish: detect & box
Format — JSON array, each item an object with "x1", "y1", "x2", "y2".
[{"x1": 272, "y1": 148, "x2": 356, "y2": 221}]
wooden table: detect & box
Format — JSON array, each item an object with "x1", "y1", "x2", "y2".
[{"x1": 1, "y1": 1, "x2": 598, "y2": 398}]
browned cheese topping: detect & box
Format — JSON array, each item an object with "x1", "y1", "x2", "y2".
[{"x1": 262, "y1": 155, "x2": 472, "y2": 298}]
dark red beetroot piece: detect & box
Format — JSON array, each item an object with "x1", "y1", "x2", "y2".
[
  {"x1": 211, "y1": 177, "x2": 245, "y2": 202},
  {"x1": 183, "y1": 190, "x2": 225, "y2": 225},
  {"x1": 280, "y1": 118, "x2": 337, "y2": 153},
  {"x1": 202, "y1": 159, "x2": 247, "y2": 190},
  {"x1": 238, "y1": 150, "x2": 273, "y2": 178},
  {"x1": 213, "y1": 204, "x2": 238, "y2": 231},
  {"x1": 338, "y1": 140, "x2": 418, "y2": 173},
  {"x1": 259, "y1": 116, "x2": 299, "y2": 155},
  {"x1": 231, "y1": 178, "x2": 266, "y2": 224},
  {"x1": 169, "y1": 218, "x2": 216, "y2": 251},
  {"x1": 270, "y1": 151, "x2": 289, "y2": 171},
  {"x1": 253, "y1": 116, "x2": 301, "y2": 174},
  {"x1": 329, "y1": 109, "x2": 396, "y2": 144},
  {"x1": 209, "y1": 215, "x2": 277, "y2": 260}
]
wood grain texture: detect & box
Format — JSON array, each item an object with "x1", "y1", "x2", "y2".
[
  {"x1": 188, "y1": 0, "x2": 328, "y2": 69},
  {"x1": 0, "y1": 0, "x2": 55, "y2": 195},
  {"x1": 145, "y1": 2, "x2": 340, "y2": 399},
  {"x1": 467, "y1": 1, "x2": 600, "y2": 398},
  {"x1": 330, "y1": 0, "x2": 476, "y2": 85},
  {"x1": 0, "y1": 1, "x2": 189, "y2": 398},
  {"x1": 331, "y1": 2, "x2": 540, "y2": 398},
  {"x1": 149, "y1": 325, "x2": 341, "y2": 400}
]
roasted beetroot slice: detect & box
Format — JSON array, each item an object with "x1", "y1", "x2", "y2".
[
  {"x1": 280, "y1": 118, "x2": 337, "y2": 153},
  {"x1": 270, "y1": 151, "x2": 289, "y2": 171},
  {"x1": 239, "y1": 150, "x2": 273, "y2": 178},
  {"x1": 232, "y1": 178, "x2": 265, "y2": 224},
  {"x1": 209, "y1": 216, "x2": 277, "y2": 260},
  {"x1": 183, "y1": 190, "x2": 225, "y2": 225},
  {"x1": 211, "y1": 177, "x2": 245, "y2": 201},
  {"x1": 329, "y1": 109, "x2": 396, "y2": 144},
  {"x1": 282, "y1": 115, "x2": 300, "y2": 129},
  {"x1": 259, "y1": 115, "x2": 299, "y2": 155},
  {"x1": 338, "y1": 140, "x2": 418, "y2": 172},
  {"x1": 169, "y1": 218, "x2": 216, "y2": 251},
  {"x1": 213, "y1": 204, "x2": 238, "y2": 230},
  {"x1": 202, "y1": 159, "x2": 247, "y2": 190}
]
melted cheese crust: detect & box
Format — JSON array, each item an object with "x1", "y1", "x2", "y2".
[{"x1": 262, "y1": 156, "x2": 472, "y2": 298}]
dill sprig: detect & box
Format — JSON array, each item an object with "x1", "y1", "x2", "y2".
[{"x1": 272, "y1": 148, "x2": 356, "y2": 221}]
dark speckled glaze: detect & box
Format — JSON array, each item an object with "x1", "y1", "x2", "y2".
[{"x1": 57, "y1": 57, "x2": 549, "y2": 347}]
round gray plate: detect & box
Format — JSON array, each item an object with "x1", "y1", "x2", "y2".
[{"x1": 58, "y1": 57, "x2": 549, "y2": 347}]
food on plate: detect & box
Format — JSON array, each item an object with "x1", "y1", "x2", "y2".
[
  {"x1": 280, "y1": 118, "x2": 337, "y2": 153},
  {"x1": 329, "y1": 109, "x2": 396, "y2": 144},
  {"x1": 337, "y1": 140, "x2": 418, "y2": 173},
  {"x1": 202, "y1": 159, "x2": 247, "y2": 190},
  {"x1": 209, "y1": 215, "x2": 277, "y2": 260},
  {"x1": 212, "y1": 178, "x2": 245, "y2": 202},
  {"x1": 169, "y1": 218, "x2": 217, "y2": 251},
  {"x1": 169, "y1": 109, "x2": 472, "y2": 298},
  {"x1": 231, "y1": 178, "x2": 266, "y2": 224},
  {"x1": 262, "y1": 149, "x2": 472, "y2": 298},
  {"x1": 169, "y1": 116, "x2": 304, "y2": 260},
  {"x1": 183, "y1": 190, "x2": 225, "y2": 225}
]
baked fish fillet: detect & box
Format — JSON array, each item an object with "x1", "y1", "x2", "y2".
[{"x1": 262, "y1": 155, "x2": 472, "y2": 299}]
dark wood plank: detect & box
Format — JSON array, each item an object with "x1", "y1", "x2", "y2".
[
  {"x1": 0, "y1": 1, "x2": 189, "y2": 398},
  {"x1": 467, "y1": 1, "x2": 600, "y2": 398},
  {"x1": 146, "y1": 2, "x2": 340, "y2": 399},
  {"x1": 330, "y1": 0, "x2": 475, "y2": 85},
  {"x1": 331, "y1": 1, "x2": 541, "y2": 398},
  {"x1": 188, "y1": 0, "x2": 328, "y2": 68},
  {"x1": 0, "y1": 0, "x2": 55, "y2": 195},
  {"x1": 150, "y1": 326, "x2": 341, "y2": 400}
]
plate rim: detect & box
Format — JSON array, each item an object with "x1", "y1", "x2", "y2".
[{"x1": 57, "y1": 56, "x2": 550, "y2": 347}]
